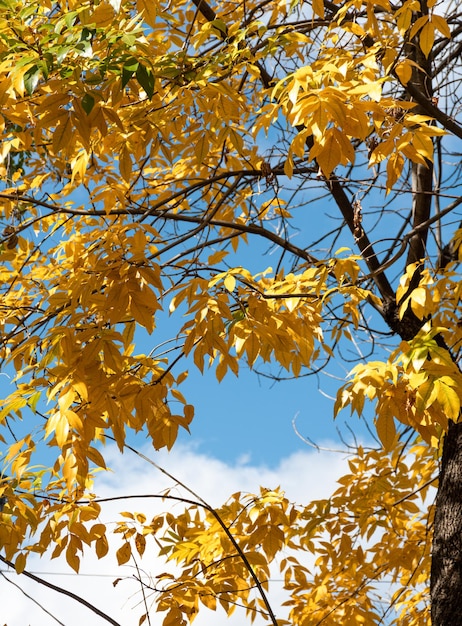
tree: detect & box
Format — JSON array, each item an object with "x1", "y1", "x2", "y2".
[{"x1": 0, "y1": 0, "x2": 461, "y2": 623}]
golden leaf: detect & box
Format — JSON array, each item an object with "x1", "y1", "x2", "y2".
[
  {"x1": 224, "y1": 274, "x2": 236, "y2": 292},
  {"x1": 419, "y1": 22, "x2": 435, "y2": 57},
  {"x1": 116, "y1": 542, "x2": 132, "y2": 566},
  {"x1": 15, "y1": 552, "x2": 27, "y2": 574},
  {"x1": 375, "y1": 411, "x2": 397, "y2": 452}
]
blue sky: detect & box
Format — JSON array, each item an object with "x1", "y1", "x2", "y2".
[{"x1": 175, "y1": 349, "x2": 371, "y2": 463}]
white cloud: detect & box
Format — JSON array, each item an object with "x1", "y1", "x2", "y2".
[{"x1": 1, "y1": 443, "x2": 350, "y2": 626}]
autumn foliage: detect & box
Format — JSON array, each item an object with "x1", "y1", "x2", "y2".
[{"x1": 0, "y1": 0, "x2": 461, "y2": 624}]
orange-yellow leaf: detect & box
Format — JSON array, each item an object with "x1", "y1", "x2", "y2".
[
  {"x1": 15, "y1": 552, "x2": 27, "y2": 574},
  {"x1": 163, "y1": 608, "x2": 183, "y2": 626},
  {"x1": 262, "y1": 525, "x2": 284, "y2": 561},
  {"x1": 312, "y1": 0, "x2": 325, "y2": 18},
  {"x1": 52, "y1": 115, "x2": 72, "y2": 154},
  {"x1": 208, "y1": 250, "x2": 229, "y2": 265},
  {"x1": 96, "y1": 535, "x2": 109, "y2": 559},
  {"x1": 135, "y1": 532, "x2": 146, "y2": 557},
  {"x1": 375, "y1": 411, "x2": 396, "y2": 451},
  {"x1": 245, "y1": 333, "x2": 260, "y2": 368},
  {"x1": 200, "y1": 591, "x2": 217, "y2": 610},
  {"x1": 395, "y1": 61, "x2": 413, "y2": 85},
  {"x1": 116, "y1": 542, "x2": 132, "y2": 566},
  {"x1": 119, "y1": 145, "x2": 133, "y2": 183},
  {"x1": 137, "y1": 0, "x2": 158, "y2": 28},
  {"x1": 420, "y1": 22, "x2": 435, "y2": 57},
  {"x1": 66, "y1": 546, "x2": 81, "y2": 573},
  {"x1": 432, "y1": 14, "x2": 451, "y2": 39},
  {"x1": 386, "y1": 152, "x2": 405, "y2": 191}
]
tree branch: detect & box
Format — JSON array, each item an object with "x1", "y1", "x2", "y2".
[{"x1": 0, "y1": 555, "x2": 122, "y2": 626}]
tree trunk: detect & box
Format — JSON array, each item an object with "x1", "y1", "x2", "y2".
[
  {"x1": 430, "y1": 420, "x2": 462, "y2": 625},
  {"x1": 399, "y1": 5, "x2": 462, "y2": 622}
]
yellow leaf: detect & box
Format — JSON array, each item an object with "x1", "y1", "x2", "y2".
[
  {"x1": 412, "y1": 130, "x2": 434, "y2": 162},
  {"x1": 432, "y1": 14, "x2": 451, "y2": 39},
  {"x1": 70, "y1": 149, "x2": 90, "y2": 185},
  {"x1": 409, "y1": 286, "x2": 429, "y2": 319},
  {"x1": 93, "y1": 1, "x2": 117, "y2": 25},
  {"x1": 66, "y1": 545, "x2": 80, "y2": 573},
  {"x1": 129, "y1": 296, "x2": 155, "y2": 333},
  {"x1": 208, "y1": 250, "x2": 229, "y2": 265},
  {"x1": 87, "y1": 446, "x2": 107, "y2": 469},
  {"x1": 394, "y1": 60, "x2": 413, "y2": 85},
  {"x1": 436, "y1": 381, "x2": 460, "y2": 421},
  {"x1": 135, "y1": 532, "x2": 146, "y2": 557},
  {"x1": 116, "y1": 542, "x2": 132, "y2": 566},
  {"x1": 349, "y1": 81, "x2": 382, "y2": 102},
  {"x1": 284, "y1": 149, "x2": 294, "y2": 178},
  {"x1": 163, "y1": 608, "x2": 183, "y2": 626},
  {"x1": 245, "y1": 333, "x2": 260, "y2": 368},
  {"x1": 409, "y1": 15, "x2": 428, "y2": 40},
  {"x1": 386, "y1": 152, "x2": 405, "y2": 190},
  {"x1": 224, "y1": 274, "x2": 236, "y2": 292},
  {"x1": 52, "y1": 115, "x2": 73, "y2": 154},
  {"x1": 137, "y1": 0, "x2": 158, "y2": 27},
  {"x1": 419, "y1": 22, "x2": 435, "y2": 57},
  {"x1": 315, "y1": 584, "x2": 328, "y2": 601},
  {"x1": 415, "y1": 379, "x2": 437, "y2": 413},
  {"x1": 375, "y1": 411, "x2": 396, "y2": 451},
  {"x1": 96, "y1": 535, "x2": 109, "y2": 559},
  {"x1": 262, "y1": 524, "x2": 284, "y2": 561},
  {"x1": 200, "y1": 591, "x2": 217, "y2": 611},
  {"x1": 311, "y1": 131, "x2": 341, "y2": 178},
  {"x1": 227, "y1": 127, "x2": 244, "y2": 154},
  {"x1": 312, "y1": 0, "x2": 325, "y2": 18},
  {"x1": 119, "y1": 145, "x2": 133, "y2": 183},
  {"x1": 194, "y1": 133, "x2": 209, "y2": 165},
  {"x1": 15, "y1": 552, "x2": 27, "y2": 574},
  {"x1": 55, "y1": 412, "x2": 70, "y2": 447}
]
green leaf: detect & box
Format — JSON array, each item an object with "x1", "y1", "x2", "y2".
[
  {"x1": 23, "y1": 65, "x2": 41, "y2": 95},
  {"x1": 41, "y1": 54, "x2": 53, "y2": 78},
  {"x1": 136, "y1": 63, "x2": 154, "y2": 98},
  {"x1": 81, "y1": 93, "x2": 95, "y2": 115},
  {"x1": 64, "y1": 11, "x2": 78, "y2": 29},
  {"x1": 122, "y1": 57, "x2": 139, "y2": 88},
  {"x1": 211, "y1": 19, "x2": 228, "y2": 36},
  {"x1": 75, "y1": 28, "x2": 95, "y2": 58}
]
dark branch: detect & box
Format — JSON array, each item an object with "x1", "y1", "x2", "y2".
[{"x1": 0, "y1": 555, "x2": 122, "y2": 626}]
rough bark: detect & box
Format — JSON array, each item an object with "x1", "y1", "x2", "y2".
[
  {"x1": 430, "y1": 421, "x2": 462, "y2": 625},
  {"x1": 400, "y1": 5, "x2": 462, "y2": 622}
]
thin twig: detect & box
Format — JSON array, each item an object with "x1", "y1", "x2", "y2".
[
  {"x1": 0, "y1": 555, "x2": 122, "y2": 626},
  {"x1": 1, "y1": 571, "x2": 67, "y2": 626}
]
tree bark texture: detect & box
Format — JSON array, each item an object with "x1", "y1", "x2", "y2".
[
  {"x1": 430, "y1": 421, "x2": 462, "y2": 625},
  {"x1": 398, "y1": 8, "x2": 462, "y2": 622}
]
